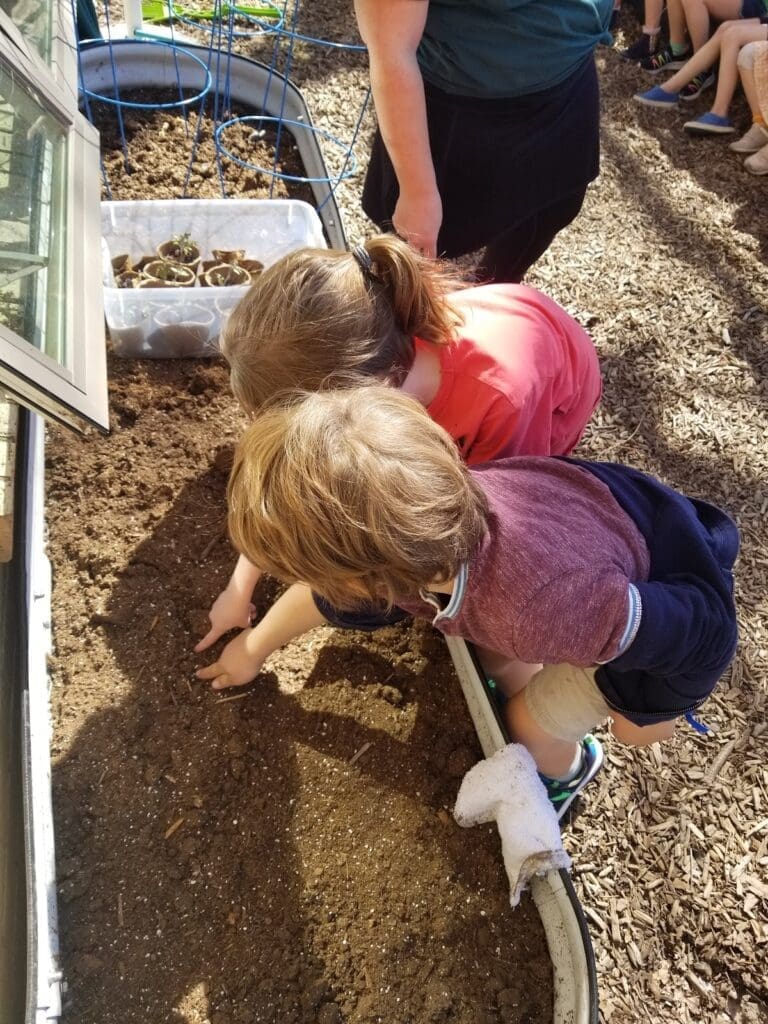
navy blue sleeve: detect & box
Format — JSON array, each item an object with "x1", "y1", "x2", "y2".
[{"x1": 610, "y1": 572, "x2": 737, "y2": 679}]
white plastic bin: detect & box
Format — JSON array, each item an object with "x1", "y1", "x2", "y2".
[{"x1": 101, "y1": 198, "x2": 327, "y2": 358}]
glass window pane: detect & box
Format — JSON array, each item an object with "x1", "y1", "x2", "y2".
[
  {"x1": 0, "y1": 0, "x2": 52, "y2": 63},
  {"x1": 0, "y1": 65, "x2": 67, "y2": 364}
]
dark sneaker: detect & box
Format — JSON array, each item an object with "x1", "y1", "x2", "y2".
[
  {"x1": 621, "y1": 32, "x2": 659, "y2": 62},
  {"x1": 640, "y1": 44, "x2": 692, "y2": 74},
  {"x1": 680, "y1": 71, "x2": 716, "y2": 101},
  {"x1": 540, "y1": 734, "x2": 604, "y2": 821}
]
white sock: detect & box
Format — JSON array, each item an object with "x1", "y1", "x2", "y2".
[{"x1": 552, "y1": 747, "x2": 584, "y2": 784}]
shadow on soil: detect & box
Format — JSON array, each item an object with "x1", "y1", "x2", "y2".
[{"x1": 52, "y1": 427, "x2": 548, "y2": 1023}]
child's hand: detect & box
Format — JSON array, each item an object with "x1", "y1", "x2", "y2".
[
  {"x1": 194, "y1": 587, "x2": 255, "y2": 653},
  {"x1": 195, "y1": 629, "x2": 264, "y2": 690}
]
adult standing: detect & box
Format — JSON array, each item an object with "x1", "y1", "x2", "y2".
[{"x1": 355, "y1": 0, "x2": 612, "y2": 282}]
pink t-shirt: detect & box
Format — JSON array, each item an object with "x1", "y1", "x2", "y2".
[{"x1": 421, "y1": 284, "x2": 601, "y2": 464}]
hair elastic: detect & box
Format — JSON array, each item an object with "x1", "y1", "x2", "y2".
[{"x1": 351, "y1": 243, "x2": 374, "y2": 275}]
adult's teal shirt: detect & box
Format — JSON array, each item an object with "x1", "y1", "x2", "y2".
[{"x1": 416, "y1": 0, "x2": 613, "y2": 98}]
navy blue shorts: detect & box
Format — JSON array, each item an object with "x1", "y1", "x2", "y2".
[
  {"x1": 313, "y1": 593, "x2": 411, "y2": 631},
  {"x1": 742, "y1": 0, "x2": 766, "y2": 18}
]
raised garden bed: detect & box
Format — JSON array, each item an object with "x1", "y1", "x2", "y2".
[
  {"x1": 46, "y1": 358, "x2": 555, "y2": 1023},
  {"x1": 78, "y1": 40, "x2": 348, "y2": 248}
]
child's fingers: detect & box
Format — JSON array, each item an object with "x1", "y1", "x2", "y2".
[
  {"x1": 194, "y1": 626, "x2": 220, "y2": 653},
  {"x1": 195, "y1": 661, "x2": 223, "y2": 681},
  {"x1": 196, "y1": 661, "x2": 239, "y2": 689}
]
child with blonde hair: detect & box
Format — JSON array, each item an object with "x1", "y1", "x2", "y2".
[
  {"x1": 197, "y1": 388, "x2": 739, "y2": 818},
  {"x1": 195, "y1": 235, "x2": 601, "y2": 655}
]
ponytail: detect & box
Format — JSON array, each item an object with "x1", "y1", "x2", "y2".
[
  {"x1": 223, "y1": 234, "x2": 467, "y2": 416},
  {"x1": 362, "y1": 235, "x2": 465, "y2": 345}
]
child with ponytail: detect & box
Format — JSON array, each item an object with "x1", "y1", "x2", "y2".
[{"x1": 195, "y1": 234, "x2": 602, "y2": 661}]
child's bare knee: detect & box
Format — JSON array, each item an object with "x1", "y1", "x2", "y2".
[{"x1": 610, "y1": 714, "x2": 676, "y2": 746}]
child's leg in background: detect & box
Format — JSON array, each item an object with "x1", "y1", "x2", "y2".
[
  {"x1": 621, "y1": 0, "x2": 664, "y2": 60},
  {"x1": 643, "y1": 0, "x2": 665, "y2": 36},
  {"x1": 666, "y1": 0, "x2": 692, "y2": 51},
  {"x1": 659, "y1": 21, "x2": 735, "y2": 91},
  {"x1": 709, "y1": 22, "x2": 767, "y2": 115},
  {"x1": 732, "y1": 39, "x2": 768, "y2": 161},
  {"x1": 680, "y1": 0, "x2": 743, "y2": 51}
]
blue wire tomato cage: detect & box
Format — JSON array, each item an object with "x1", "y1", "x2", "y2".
[{"x1": 214, "y1": 115, "x2": 357, "y2": 185}]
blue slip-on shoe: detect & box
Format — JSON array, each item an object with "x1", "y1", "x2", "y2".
[
  {"x1": 683, "y1": 111, "x2": 736, "y2": 135},
  {"x1": 634, "y1": 85, "x2": 679, "y2": 108},
  {"x1": 540, "y1": 734, "x2": 604, "y2": 821}
]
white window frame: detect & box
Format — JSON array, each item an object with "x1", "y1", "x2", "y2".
[{"x1": 0, "y1": 4, "x2": 108, "y2": 433}]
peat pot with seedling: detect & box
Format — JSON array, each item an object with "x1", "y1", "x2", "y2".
[
  {"x1": 156, "y1": 231, "x2": 202, "y2": 270},
  {"x1": 141, "y1": 259, "x2": 197, "y2": 288},
  {"x1": 201, "y1": 262, "x2": 252, "y2": 288}
]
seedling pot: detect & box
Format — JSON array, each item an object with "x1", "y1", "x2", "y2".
[
  {"x1": 141, "y1": 259, "x2": 197, "y2": 287},
  {"x1": 157, "y1": 234, "x2": 202, "y2": 270},
  {"x1": 211, "y1": 247, "x2": 245, "y2": 265},
  {"x1": 116, "y1": 270, "x2": 141, "y2": 289},
  {"x1": 201, "y1": 263, "x2": 251, "y2": 288},
  {"x1": 111, "y1": 253, "x2": 133, "y2": 274},
  {"x1": 240, "y1": 258, "x2": 264, "y2": 277}
]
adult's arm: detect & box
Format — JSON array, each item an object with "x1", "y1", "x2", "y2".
[{"x1": 354, "y1": 0, "x2": 442, "y2": 256}]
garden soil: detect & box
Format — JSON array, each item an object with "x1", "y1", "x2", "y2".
[{"x1": 46, "y1": 357, "x2": 554, "y2": 1024}]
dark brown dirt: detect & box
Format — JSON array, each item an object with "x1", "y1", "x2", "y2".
[
  {"x1": 90, "y1": 90, "x2": 316, "y2": 205},
  {"x1": 47, "y1": 357, "x2": 554, "y2": 1024}
]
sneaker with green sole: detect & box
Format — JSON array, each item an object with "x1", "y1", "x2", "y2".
[{"x1": 540, "y1": 734, "x2": 604, "y2": 821}]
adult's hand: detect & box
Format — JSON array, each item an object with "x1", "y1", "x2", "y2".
[{"x1": 392, "y1": 187, "x2": 442, "y2": 258}]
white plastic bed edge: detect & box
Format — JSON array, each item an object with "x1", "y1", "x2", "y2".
[
  {"x1": 444, "y1": 634, "x2": 594, "y2": 1024},
  {"x1": 23, "y1": 413, "x2": 62, "y2": 1023}
]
